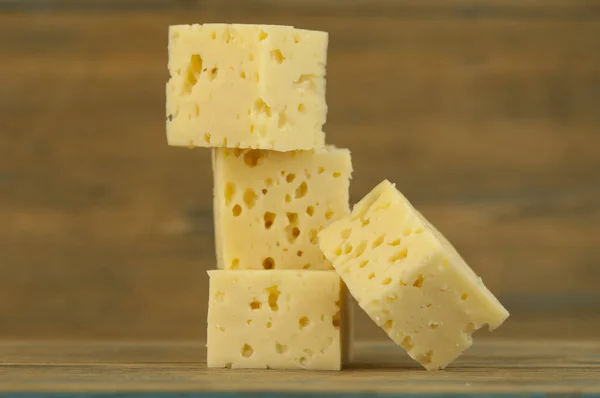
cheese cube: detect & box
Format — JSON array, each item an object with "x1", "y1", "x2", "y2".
[
  {"x1": 207, "y1": 270, "x2": 345, "y2": 370},
  {"x1": 167, "y1": 24, "x2": 327, "y2": 151},
  {"x1": 318, "y1": 180, "x2": 509, "y2": 370},
  {"x1": 212, "y1": 147, "x2": 352, "y2": 270}
]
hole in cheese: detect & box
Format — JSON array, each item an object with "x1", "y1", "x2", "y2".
[
  {"x1": 413, "y1": 274, "x2": 424, "y2": 288},
  {"x1": 266, "y1": 285, "x2": 280, "y2": 311},
  {"x1": 388, "y1": 238, "x2": 401, "y2": 246},
  {"x1": 299, "y1": 316, "x2": 310, "y2": 329},
  {"x1": 264, "y1": 212, "x2": 276, "y2": 229},
  {"x1": 294, "y1": 74, "x2": 317, "y2": 92},
  {"x1": 183, "y1": 54, "x2": 202, "y2": 94},
  {"x1": 401, "y1": 336, "x2": 414, "y2": 351},
  {"x1": 344, "y1": 244, "x2": 352, "y2": 254},
  {"x1": 278, "y1": 109, "x2": 288, "y2": 129},
  {"x1": 372, "y1": 235, "x2": 385, "y2": 248},
  {"x1": 254, "y1": 98, "x2": 271, "y2": 117},
  {"x1": 354, "y1": 241, "x2": 367, "y2": 258},
  {"x1": 244, "y1": 150, "x2": 266, "y2": 167},
  {"x1": 332, "y1": 310, "x2": 341, "y2": 329},
  {"x1": 295, "y1": 181, "x2": 308, "y2": 199},
  {"x1": 271, "y1": 49, "x2": 285, "y2": 63},
  {"x1": 262, "y1": 257, "x2": 275, "y2": 269},
  {"x1": 209, "y1": 67, "x2": 218, "y2": 80},
  {"x1": 243, "y1": 188, "x2": 257, "y2": 209},
  {"x1": 224, "y1": 182, "x2": 236, "y2": 206},
  {"x1": 418, "y1": 350, "x2": 433, "y2": 365},
  {"x1": 389, "y1": 247, "x2": 408, "y2": 262},
  {"x1": 276, "y1": 342, "x2": 288, "y2": 354},
  {"x1": 241, "y1": 344, "x2": 254, "y2": 358}
]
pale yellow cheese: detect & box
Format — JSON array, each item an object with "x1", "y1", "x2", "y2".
[
  {"x1": 207, "y1": 270, "x2": 345, "y2": 370},
  {"x1": 318, "y1": 180, "x2": 509, "y2": 370},
  {"x1": 167, "y1": 24, "x2": 327, "y2": 151},
  {"x1": 212, "y1": 147, "x2": 352, "y2": 270}
]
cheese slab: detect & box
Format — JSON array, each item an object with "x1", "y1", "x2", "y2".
[
  {"x1": 167, "y1": 24, "x2": 327, "y2": 151},
  {"x1": 318, "y1": 180, "x2": 509, "y2": 370},
  {"x1": 207, "y1": 270, "x2": 345, "y2": 370},
  {"x1": 212, "y1": 147, "x2": 352, "y2": 270}
]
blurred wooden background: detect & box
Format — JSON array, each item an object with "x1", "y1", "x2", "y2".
[{"x1": 1, "y1": 0, "x2": 599, "y2": 341}]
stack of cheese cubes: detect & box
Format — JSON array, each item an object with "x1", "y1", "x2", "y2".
[{"x1": 166, "y1": 23, "x2": 509, "y2": 371}]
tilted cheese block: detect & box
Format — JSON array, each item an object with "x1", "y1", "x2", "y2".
[
  {"x1": 207, "y1": 270, "x2": 346, "y2": 370},
  {"x1": 319, "y1": 180, "x2": 509, "y2": 370},
  {"x1": 167, "y1": 24, "x2": 327, "y2": 151},
  {"x1": 212, "y1": 147, "x2": 352, "y2": 270}
]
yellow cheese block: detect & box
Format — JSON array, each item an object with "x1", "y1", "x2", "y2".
[
  {"x1": 319, "y1": 180, "x2": 509, "y2": 370},
  {"x1": 207, "y1": 270, "x2": 346, "y2": 370},
  {"x1": 212, "y1": 147, "x2": 352, "y2": 270},
  {"x1": 167, "y1": 24, "x2": 327, "y2": 151}
]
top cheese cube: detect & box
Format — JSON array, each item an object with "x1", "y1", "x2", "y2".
[{"x1": 167, "y1": 24, "x2": 328, "y2": 151}]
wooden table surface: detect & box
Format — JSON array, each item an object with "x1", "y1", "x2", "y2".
[{"x1": 0, "y1": 340, "x2": 599, "y2": 396}]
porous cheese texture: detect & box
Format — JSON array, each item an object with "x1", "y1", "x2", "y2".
[
  {"x1": 212, "y1": 147, "x2": 352, "y2": 270},
  {"x1": 207, "y1": 270, "x2": 345, "y2": 370},
  {"x1": 318, "y1": 180, "x2": 509, "y2": 370},
  {"x1": 167, "y1": 24, "x2": 327, "y2": 150}
]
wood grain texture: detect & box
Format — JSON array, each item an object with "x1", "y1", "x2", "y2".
[
  {"x1": 0, "y1": 341, "x2": 599, "y2": 394},
  {"x1": 0, "y1": 1, "x2": 599, "y2": 340}
]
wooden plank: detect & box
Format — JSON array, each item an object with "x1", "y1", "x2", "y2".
[
  {"x1": 3, "y1": 0, "x2": 600, "y2": 15},
  {"x1": 0, "y1": 341, "x2": 599, "y2": 394},
  {"x1": 0, "y1": 5, "x2": 599, "y2": 340}
]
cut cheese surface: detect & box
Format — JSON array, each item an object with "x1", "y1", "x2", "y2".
[
  {"x1": 212, "y1": 147, "x2": 352, "y2": 270},
  {"x1": 167, "y1": 24, "x2": 327, "y2": 151},
  {"x1": 319, "y1": 180, "x2": 509, "y2": 370},
  {"x1": 207, "y1": 270, "x2": 344, "y2": 370}
]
